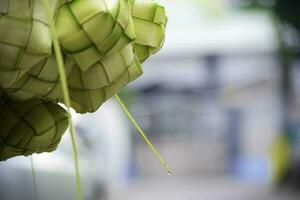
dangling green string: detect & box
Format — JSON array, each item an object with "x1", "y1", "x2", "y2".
[
  {"x1": 42, "y1": 1, "x2": 82, "y2": 200},
  {"x1": 30, "y1": 156, "x2": 38, "y2": 200},
  {"x1": 114, "y1": 94, "x2": 172, "y2": 175}
]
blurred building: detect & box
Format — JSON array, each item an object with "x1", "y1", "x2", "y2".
[{"x1": 128, "y1": 0, "x2": 281, "y2": 182}]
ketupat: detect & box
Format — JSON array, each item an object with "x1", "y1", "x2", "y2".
[
  {"x1": 132, "y1": 0, "x2": 167, "y2": 62},
  {"x1": 0, "y1": 94, "x2": 69, "y2": 161},
  {"x1": 0, "y1": 0, "x2": 167, "y2": 160},
  {"x1": 0, "y1": 0, "x2": 56, "y2": 88},
  {"x1": 6, "y1": 54, "x2": 74, "y2": 101},
  {"x1": 60, "y1": 0, "x2": 167, "y2": 113},
  {"x1": 67, "y1": 44, "x2": 143, "y2": 113},
  {"x1": 56, "y1": 0, "x2": 135, "y2": 71}
]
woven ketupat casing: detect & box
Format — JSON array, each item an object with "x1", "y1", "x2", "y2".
[
  {"x1": 56, "y1": 0, "x2": 136, "y2": 71},
  {"x1": 6, "y1": 54, "x2": 74, "y2": 102},
  {"x1": 132, "y1": 0, "x2": 167, "y2": 62},
  {"x1": 67, "y1": 44, "x2": 143, "y2": 113},
  {"x1": 0, "y1": 95, "x2": 69, "y2": 161},
  {"x1": 0, "y1": 0, "x2": 55, "y2": 88}
]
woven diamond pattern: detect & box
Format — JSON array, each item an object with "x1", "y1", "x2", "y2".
[
  {"x1": 6, "y1": 54, "x2": 74, "y2": 101},
  {"x1": 0, "y1": 0, "x2": 55, "y2": 87},
  {"x1": 132, "y1": 1, "x2": 167, "y2": 62},
  {"x1": 0, "y1": 95, "x2": 69, "y2": 161},
  {"x1": 56, "y1": 0, "x2": 135, "y2": 71},
  {"x1": 67, "y1": 44, "x2": 143, "y2": 113}
]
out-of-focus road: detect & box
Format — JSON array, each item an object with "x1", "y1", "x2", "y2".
[{"x1": 108, "y1": 176, "x2": 299, "y2": 200}]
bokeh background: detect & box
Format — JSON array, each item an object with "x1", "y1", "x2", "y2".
[{"x1": 1, "y1": 0, "x2": 300, "y2": 199}]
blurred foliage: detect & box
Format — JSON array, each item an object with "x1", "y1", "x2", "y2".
[
  {"x1": 239, "y1": 0, "x2": 300, "y2": 63},
  {"x1": 239, "y1": 0, "x2": 300, "y2": 33},
  {"x1": 273, "y1": 0, "x2": 300, "y2": 32}
]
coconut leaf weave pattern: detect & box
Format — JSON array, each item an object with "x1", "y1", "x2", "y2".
[
  {"x1": 132, "y1": 1, "x2": 167, "y2": 62},
  {"x1": 56, "y1": 0, "x2": 135, "y2": 71},
  {"x1": 0, "y1": 0, "x2": 56, "y2": 88},
  {"x1": 68, "y1": 44, "x2": 143, "y2": 113},
  {"x1": 0, "y1": 94, "x2": 69, "y2": 161},
  {"x1": 0, "y1": 0, "x2": 167, "y2": 160},
  {"x1": 6, "y1": 54, "x2": 74, "y2": 101}
]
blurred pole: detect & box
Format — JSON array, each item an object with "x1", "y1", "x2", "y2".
[
  {"x1": 203, "y1": 54, "x2": 221, "y2": 140},
  {"x1": 277, "y1": 27, "x2": 297, "y2": 186},
  {"x1": 203, "y1": 54, "x2": 221, "y2": 99},
  {"x1": 281, "y1": 58, "x2": 291, "y2": 130},
  {"x1": 225, "y1": 109, "x2": 243, "y2": 174}
]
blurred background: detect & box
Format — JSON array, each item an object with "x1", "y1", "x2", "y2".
[{"x1": 1, "y1": 0, "x2": 300, "y2": 199}]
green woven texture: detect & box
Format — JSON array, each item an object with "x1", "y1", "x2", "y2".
[
  {"x1": 132, "y1": 0, "x2": 167, "y2": 62},
  {"x1": 56, "y1": 0, "x2": 135, "y2": 71},
  {"x1": 67, "y1": 44, "x2": 143, "y2": 113},
  {"x1": 0, "y1": 0, "x2": 167, "y2": 159},
  {"x1": 0, "y1": 94, "x2": 69, "y2": 161},
  {"x1": 0, "y1": 0, "x2": 56, "y2": 88},
  {"x1": 6, "y1": 54, "x2": 74, "y2": 101}
]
